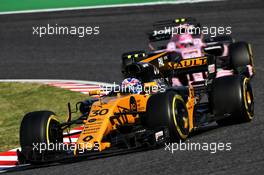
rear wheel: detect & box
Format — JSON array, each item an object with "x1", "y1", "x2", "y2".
[
  {"x1": 211, "y1": 75, "x2": 254, "y2": 125},
  {"x1": 145, "y1": 91, "x2": 189, "y2": 142}
]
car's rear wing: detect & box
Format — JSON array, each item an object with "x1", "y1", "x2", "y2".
[
  {"x1": 148, "y1": 17, "x2": 200, "y2": 42},
  {"x1": 153, "y1": 17, "x2": 198, "y2": 28}
]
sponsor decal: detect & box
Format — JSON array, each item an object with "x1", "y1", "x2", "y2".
[
  {"x1": 153, "y1": 27, "x2": 172, "y2": 36},
  {"x1": 158, "y1": 57, "x2": 165, "y2": 67},
  {"x1": 83, "y1": 135, "x2": 94, "y2": 142},
  {"x1": 155, "y1": 131, "x2": 164, "y2": 141},
  {"x1": 88, "y1": 118, "x2": 97, "y2": 123},
  {"x1": 208, "y1": 64, "x2": 216, "y2": 73},
  {"x1": 169, "y1": 57, "x2": 207, "y2": 69}
]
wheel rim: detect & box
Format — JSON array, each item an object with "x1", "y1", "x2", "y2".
[
  {"x1": 246, "y1": 91, "x2": 252, "y2": 104},
  {"x1": 172, "y1": 95, "x2": 189, "y2": 139},
  {"x1": 243, "y1": 78, "x2": 254, "y2": 119},
  {"x1": 46, "y1": 116, "x2": 63, "y2": 144}
]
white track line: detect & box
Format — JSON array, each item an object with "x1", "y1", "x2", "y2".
[
  {"x1": 0, "y1": 79, "x2": 113, "y2": 86},
  {"x1": 8, "y1": 148, "x2": 21, "y2": 152},
  {"x1": 0, "y1": 0, "x2": 222, "y2": 15},
  {"x1": 0, "y1": 79, "x2": 114, "y2": 96},
  {"x1": 0, "y1": 156, "x2": 17, "y2": 161},
  {"x1": 0, "y1": 164, "x2": 30, "y2": 172},
  {"x1": 0, "y1": 166, "x2": 15, "y2": 168},
  {"x1": 51, "y1": 85, "x2": 101, "y2": 88},
  {"x1": 68, "y1": 88, "x2": 104, "y2": 91}
]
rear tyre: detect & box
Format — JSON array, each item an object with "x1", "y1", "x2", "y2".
[
  {"x1": 211, "y1": 75, "x2": 254, "y2": 126},
  {"x1": 20, "y1": 111, "x2": 63, "y2": 162},
  {"x1": 145, "y1": 91, "x2": 189, "y2": 142}
]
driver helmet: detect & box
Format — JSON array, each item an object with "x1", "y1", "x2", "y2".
[
  {"x1": 175, "y1": 33, "x2": 194, "y2": 48},
  {"x1": 121, "y1": 78, "x2": 142, "y2": 94}
]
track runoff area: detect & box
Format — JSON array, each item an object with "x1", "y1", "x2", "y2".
[{"x1": 0, "y1": 0, "x2": 219, "y2": 15}]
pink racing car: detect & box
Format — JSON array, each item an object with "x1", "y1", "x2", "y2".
[
  {"x1": 122, "y1": 17, "x2": 255, "y2": 87},
  {"x1": 154, "y1": 33, "x2": 255, "y2": 86},
  {"x1": 121, "y1": 17, "x2": 255, "y2": 127}
]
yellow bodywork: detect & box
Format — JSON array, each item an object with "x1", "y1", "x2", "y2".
[
  {"x1": 75, "y1": 94, "x2": 149, "y2": 154},
  {"x1": 74, "y1": 87, "x2": 196, "y2": 155}
]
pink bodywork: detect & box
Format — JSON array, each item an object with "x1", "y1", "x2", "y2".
[{"x1": 157, "y1": 34, "x2": 249, "y2": 86}]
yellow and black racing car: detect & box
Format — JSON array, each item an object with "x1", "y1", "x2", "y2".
[{"x1": 18, "y1": 48, "x2": 254, "y2": 164}]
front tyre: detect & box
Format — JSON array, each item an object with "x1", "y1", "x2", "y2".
[
  {"x1": 20, "y1": 111, "x2": 63, "y2": 163},
  {"x1": 145, "y1": 91, "x2": 190, "y2": 142}
]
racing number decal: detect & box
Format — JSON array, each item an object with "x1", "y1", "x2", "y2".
[{"x1": 90, "y1": 109, "x2": 109, "y2": 117}]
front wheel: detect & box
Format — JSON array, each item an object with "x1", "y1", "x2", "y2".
[
  {"x1": 20, "y1": 111, "x2": 63, "y2": 163},
  {"x1": 145, "y1": 91, "x2": 190, "y2": 142}
]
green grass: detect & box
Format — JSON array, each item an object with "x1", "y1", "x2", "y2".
[
  {"x1": 0, "y1": 0, "x2": 171, "y2": 12},
  {"x1": 0, "y1": 82, "x2": 88, "y2": 152}
]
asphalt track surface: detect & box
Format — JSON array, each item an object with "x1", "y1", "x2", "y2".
[{"x1": 1, "y1": 0, "x2": 264, "y2": 174}]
